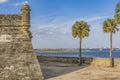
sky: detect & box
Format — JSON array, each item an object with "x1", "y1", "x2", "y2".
[{"x1": 0, "y1": 0, "x2": 120, "y2": 49}]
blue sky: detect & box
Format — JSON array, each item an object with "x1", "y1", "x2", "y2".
[{"x1": 0, "y1": 0, "x2": 120, "y2": 49}]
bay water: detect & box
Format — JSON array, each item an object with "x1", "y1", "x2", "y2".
[{"x1": 35, "y1": 49, "x2": 120, "y2": 58}]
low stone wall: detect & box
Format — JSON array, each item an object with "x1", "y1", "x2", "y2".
[
  {"x1": 37, "y1": 56, "x2": 120, "y2": 67},
  {"x1": 37, "y1": 56, "x2": 93, "y2": 64}
]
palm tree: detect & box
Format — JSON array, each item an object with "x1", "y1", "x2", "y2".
[
  {"x1": 115, "y1": 14, "x2": 120, "y2": 23},
  {"x1": 103, "y1": 19, "x2": 119, "y2": 67},
  {"x1": 72, "y1": 20, "x2": 90, "y2": 65},
  {"x1": 115, "y1": 2, "x2": 120, "y2": 13},
  {"x1": 115, "y1": 2, "x2": 120, "y2": 24}
]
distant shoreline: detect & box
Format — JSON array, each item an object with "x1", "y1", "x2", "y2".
[
  {"x1": 35, "y1": 48, "x2": 120, "y2": 52},
  {"x1": 35, "y1": 49, "x2": 76, "y2": 52},
  {"x1": 35, "y1": 51, "x2": 76, "y2": 52}
]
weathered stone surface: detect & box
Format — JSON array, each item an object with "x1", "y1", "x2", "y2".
[{"x1": 0, "y1": 4, "x2": 44, "y2": 80}]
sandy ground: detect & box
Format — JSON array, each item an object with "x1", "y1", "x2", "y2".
[{"x1": 40, "y1": 62, "x2": 120, "y2": 80}]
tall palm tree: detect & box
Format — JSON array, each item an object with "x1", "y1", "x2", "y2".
[
  {"x1": 103, "y1": 19, "x2": 119, "y2": 67},
  {"x1": 115, "y1": 2, "x2": 120, "y2": 24},
  {"x1": 72, "y1": 20, "x2": 90, "y2": 65},
  {"x1": 115, "y1": 2, "x2": 120, "y2": 13}
]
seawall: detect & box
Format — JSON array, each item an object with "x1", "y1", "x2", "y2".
[
  {"x1": 37, "y1": 56, "x2": 93, "y2": 64},
  {"x1": 37, "y1": 56, "x2": 120, "y2": 67}
]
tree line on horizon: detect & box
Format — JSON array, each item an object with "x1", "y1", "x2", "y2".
[{"x1": 72, "y1": 2, "x2": 120, "y2": 67}]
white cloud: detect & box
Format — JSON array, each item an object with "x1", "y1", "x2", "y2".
[
  {"x1": 85, "y1": 16, "x2": 109, "y2": 22},
  {"x1": 0, "y1": 0, "x2": 8, "y2": 3},
  {"x1": 32, "y1": 15, "x2": 119, "y2": 48},
  {"x1": 11, "y1": 1, "x2": 29, "y2": 6},
  {"x1": 75, "y1": 16, "x2": 109, "y2": 23},
  {"x1": 32, "y1": 15, "x2": 110, "y2": 37},
  {"x1": 22, "y1": 1, "x2": 28, "y2": 4},
  {"x1": 32, "y1": 25, "x2": 71, "y2": 36},
  {"x1": 11, "y1": 3, "x2": 20, "y2": 6}
]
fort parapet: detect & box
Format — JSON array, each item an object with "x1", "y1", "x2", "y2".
[{"x1": 0, "y1": 4, "x2": 44, "y2": 80}]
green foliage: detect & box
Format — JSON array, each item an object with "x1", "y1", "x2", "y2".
[
  {"x1": 103, "y1": 19, "x2": 119, "y2": 33},
  {"x1": 116, "y1": 2, "x2": 120, "y2": 13},
  {"x1": 115, "y1": 13, "x2": 120, "y2": 23},
  {"x1": 115, "y1": 2, "x2": 120, "y2": 24},
  {"x1": 72, "y1": 20, "x2": 90, "y2": 38}
]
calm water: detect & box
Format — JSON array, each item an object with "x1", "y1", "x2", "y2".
[{"x1": 35, "y1": 49, "x2": 120, "y2": 58}]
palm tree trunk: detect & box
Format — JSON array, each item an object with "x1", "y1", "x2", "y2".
[
  {"x1": 79, "y1": 38, "x2": 82, "y2": 66},
  {"x1": 110, "y1": 32, "x2": 114, "y2": 67}
]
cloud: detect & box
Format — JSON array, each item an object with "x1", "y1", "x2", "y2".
[
  {"x1": 22, "y1": 1, "x2": 28, "y2": 4},
  {"x1": 11, "y1": 1, "x2": 29, "y2": 6},
  {"x1": 31, "y1": 15, "x2": 115, "y2": 49},
  {"x1": 11, "y1": 3, "x2": 20, "y2": 6},
  {"x1": 31, "y1": 15, "x2": 111, "y2": 37},
  {"x1": 85, "y1": 16, "x2": 109, "y2": 22},
  {"x1": 75, "y1": 16, "x2": 109, "y2": 23},
  {"x1": 32, "y1": 25, "x2": 71, "y2": 36},
  {"x1": 0, "y1": 0, "x2": 8, "y2": 3}
]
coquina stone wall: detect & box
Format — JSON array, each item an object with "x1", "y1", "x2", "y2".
[
  {"x1": 0, "y1": 4, "x2": 44, "y2": 80},
  {"x1": 37, "y1": 56, "x2": 93, "y2": 64},
  {"x1": 37, "y1": 56, "x2": 120, "y2": 67}
]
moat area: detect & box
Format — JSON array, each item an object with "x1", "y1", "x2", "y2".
[{"x1": 40, "y1": 61, "x2": 120, "y2": 80}]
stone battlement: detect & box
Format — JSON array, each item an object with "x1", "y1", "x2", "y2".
[
  {"x1": 0, "y1": 14, "x2": 21, "y2": 25},
  {"x1": 0, "y1": 4, "x2": 44, "y2": 80}
]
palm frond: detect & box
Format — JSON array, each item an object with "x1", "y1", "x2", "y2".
[
  {"x1": 103, "y1": 18, "x2": 118, "y2": 33},
  {"x1": 116, "y1": 2, "x2": 120, "y2": 13},
  {"x1": 72, "y1": 20, "x2": 90, "y2": 39},
  {"x1": 115, "y1": 13, "x2": 120, "y2": 23}
]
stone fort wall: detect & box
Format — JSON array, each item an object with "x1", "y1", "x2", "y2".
[{"x1": 0, "y1": 4, "x2": 44, "y2": 80}]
